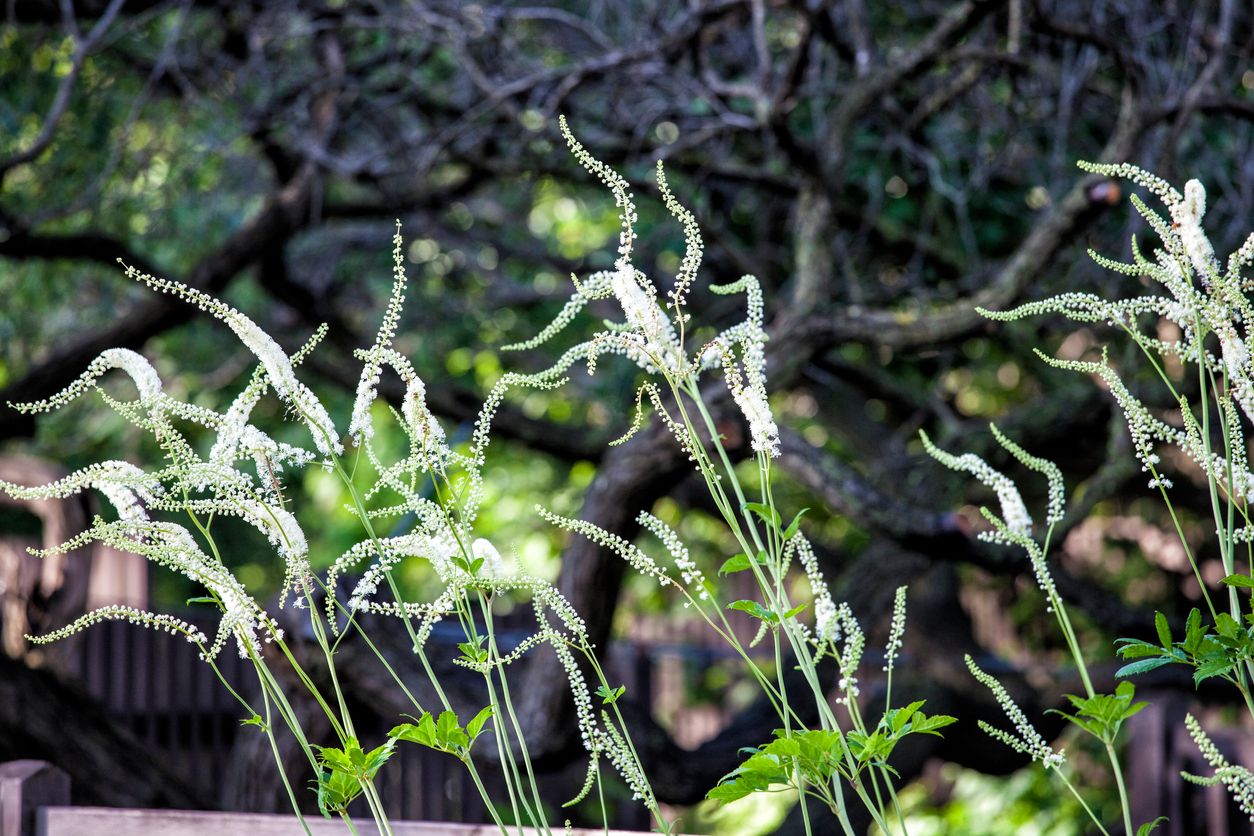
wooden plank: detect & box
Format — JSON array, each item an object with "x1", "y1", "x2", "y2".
[
  {"x1": 1, "y1": 761, "x2": 69, "y2": 836},
  {"x1": 37, "y1": 808, "x2": 644, "y2": 836}
]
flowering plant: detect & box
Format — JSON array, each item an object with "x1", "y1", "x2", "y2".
[{"x1": 928, "y1": 163, "x2": 1254, "y2": 832}]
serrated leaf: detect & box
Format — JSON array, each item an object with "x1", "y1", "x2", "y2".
[
  {"x1": 891, "y1": 701, "x2": 926, "y2": 733},
  {"x1": 1215, "y1": 612, "x2": 1241, "y2": 639},
  {"x1": 728, "y1": 599, "x2": 776, "y2": 622},
  {"x1": 1184, "y1": 608, "x2": 1204, "y2": 654},
  {"x1": 782, "y1": 509, "x2": 810, "y2": 541},
  {"x1": 1155, "y1": 611, "x2": 1171, "y2": 648},
  {"x1": 743, "y1": 502, "x2": 781, "y2": 528},
  {"x1": 911, "y1": 713, "x2": 957, "y2": 735},
  {"x1": 466, "y1": 706, "x2": 494, "y2": 742},
  {"x1": 705, "y1": 780, "x2": 756, "y2": 803},
  {"x1": 595, "y1": 684, "x2": 626, "y2": 704},
  {"x1": 1115, "y1": 657, "x2": 1173, "y2": 678},
  {"x1": 1221, "y1": 574, "x2": 1254, "y2": 588},
  {"x1": 1116, "y1": 639, "x2": 1164, "y2": 659}
]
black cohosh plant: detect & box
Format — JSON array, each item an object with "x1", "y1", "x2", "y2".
[
  {"x1": 19, "y1": 113, "x2": 1254, "y2": 835},
  {"x1": 935, "y1": 161, "x2": 1254, "y2": 831},
  {"x1": 922, "y1": 428, "x2": 1151, "y2": 835}
]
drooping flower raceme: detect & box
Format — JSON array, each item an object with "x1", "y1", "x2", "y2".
[
  {"x1": 967, "y1": 655, "x2": 1065, "y2": 769},
  {"x1": 504, "y1": 117, "x2": 783, "y2": 460}
]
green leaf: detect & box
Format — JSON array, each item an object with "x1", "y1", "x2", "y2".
[
  {"x1": 719, "y1": 554, "x2": 753, "y2": 575},
  {"x1": 595, "y1": 684, "x2": 626, "y2": 705},
  {"x1": 185, "y1": 596, "x2": 216, "y2": 606},
  {"x1": 457, "y1": 636, "x2": 488, "y2": 664},
  {"x1": 782, "y1": 509, "x2": 810, "y2": 541},
  {"x1": 1215, "y1": 612, "x2": 1242, "y2": 639},
  {"x1": 1116, "y1": 638, "x2": 1165, "y2": 659},
  {"x1": 890, "y1": 701, "x2": 926, "y2": 734},
  {"x1": 743, "y1": 502, "x2": 781, "y2": 528},
  {"x1": 1115, "y1": 657, "x2": 1173, "y2": 678},
  {"x1": 362, "y1": 740, "x2": 396, "y2": 774},
  {"x1": 1184, "y1": 608, "x2": 1204, "y2": 654},
  {"x1": 705, "y1": 780, "x2": 757, "y2": 804},
  {"x1": 1137, "y1": 816, "x2": 1168, "y2": 836},
  {"x1": 910, "y1": 713, "x2": 957, "y2": 736},
  {"x1": 1194, "y1": 656, "x2": 1237, "y2": 686},
  {"x1": 466, "y1": 706, "x2": 494, "y2": 742},
  {"x1": 1154, "y1": 611, "x2": 1171, "y2": 649},
  {"x1": 1221, "y1": 574, "x2": 1254, "y2": 588},
  {"x1": 436, "y1": 710, "x2": 461, "y2": 739},
  {"x1": 390, "y1": 712, "x2": 438, "y2": 748},
  {"x1": 782, "y1": 603, "x2": 808, "y2": 620},
  {"x1": 728, "y1": 599, "x2": 776, "y2": 623}
]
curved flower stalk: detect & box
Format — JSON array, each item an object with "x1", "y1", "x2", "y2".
[
  {"x1": 924, "y1": 428, "x2": 1143, "y2": 835},
  {"x1": 1183, "y1": 714, "x2": 1254, "y2": 821},
  {"x1": 116, "y1": 262, "x2": 343, "y2": 458},
  {"x1": 965, "y1": 656, "x2": 1066, "y2": 770},
  {"x1": 506, "y1": 116, "x2": 782, "y2": 461},
  {"x1": 978, "y1": 164, "x2": 1254, "y2": 823}
]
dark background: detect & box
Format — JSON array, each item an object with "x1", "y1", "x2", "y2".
[{"x1": 2, "y1": 1, "x2": 1253, "y2": 833}]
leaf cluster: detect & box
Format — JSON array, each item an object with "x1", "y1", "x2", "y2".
[
  {"x1": 1117, "y1": 608, "x2": 1254, "y2": 689},
  {"x1": 389, "y1": 706, "x2": 495, "y2": 762},
  {"x1": 706, "y1": 701, "x2": 955, "y2": 809},
  {"x1": 313, "y1": 737, "x2": 396, "y2": 817}
]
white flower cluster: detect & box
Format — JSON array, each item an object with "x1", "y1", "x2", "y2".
[
  {"x1": 655, "y1": 159, "x2": 703, "y2": 313},
  {"x1": 834, "y1": 603, "x2": 864, "y2": 704},
  {"x1": 920, "y1": 430, "x2": 1033, "y2": 536},
  {"x1": 0, "y1": 459, "x2": 160, "y2": 524},
  {"x1": 790, "y1": 533, "x2": 839, "y2": 644},
  {"x1": 883, "y1": 586, "x2": 907, "y2": 674},
  {"x1": 922, "y1": 428, "x2": 1073, "y2": 605},
  {"x1": 119, "y1": 262, "x2": 342, "y2": 457},
  {"x1": 637, "y1": 511, "x2": 706, "y2": 598},
  {"x1": 984, "y1": 164, "x2": 1254, "y2": 504},
  {"x1": 30, "y1": 516, "x2": 279, "y2": 660},
  {"x1": 989, "y1": 424, "x2": 1066, "y2": 527},
  {"x1": 349, "y1": 222, "x2": 415, "y2": 443},
  {"x1": 966, "y1": 655, "x2": 1065, "y2": 769},
  {"x1": 27, "y1": 604, "x2": 207, "y2": 647},
  {"x1": 536, "y1": 506, "x2": 673, "y2": 587},
  {"x1": 708, "y1": 278, "x2": 779, "y2": 456},
  {"x1": 500, "y1": 119, "x2": 782, "y2": 459},
  {"x1": 1183, "y1": 714, "x2": 1254, "y2": 820}
]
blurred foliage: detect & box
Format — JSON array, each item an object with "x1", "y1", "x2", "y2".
[{"x1": 2, "y1": 0, "x2": 1252, "y2": 828}]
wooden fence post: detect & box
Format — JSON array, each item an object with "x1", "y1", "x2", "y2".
[{"x1": 0, "y1": 761, "x2": 69, "y2": 836}]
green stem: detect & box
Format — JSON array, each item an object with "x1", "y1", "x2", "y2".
[
  {"x1": 1104, "y1": 742, "x2": 1133, "y2": 836},
  {"x1": 1055, "y1": 769, "x2": 1110, "y2": 836}
]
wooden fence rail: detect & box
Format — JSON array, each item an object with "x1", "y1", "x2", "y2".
[{"x1": 0, "y1": 761, "x2": 642, "y2": 836}]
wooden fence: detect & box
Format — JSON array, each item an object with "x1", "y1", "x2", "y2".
[
  {"x1": 0, "y1": 761, "x2": 644, "y2": 836},
  {"x1": 59, "y1": 608, "x2": 756, "y2": 826}
]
